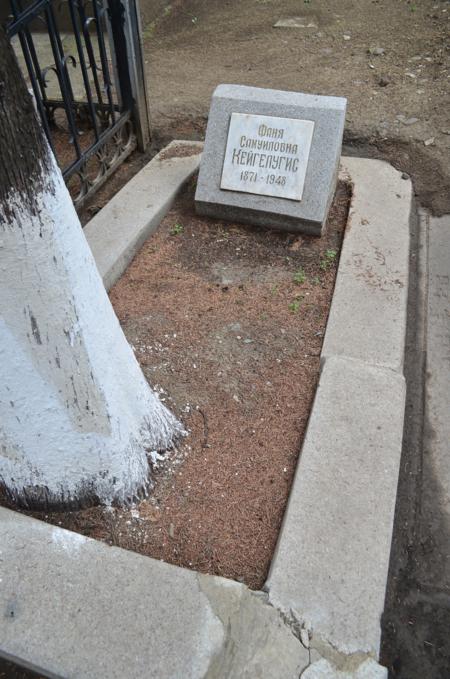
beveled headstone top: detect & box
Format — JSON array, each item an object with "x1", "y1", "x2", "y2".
[{"x1": 195, "y1": 85, "x2": 347, "y2": 236}]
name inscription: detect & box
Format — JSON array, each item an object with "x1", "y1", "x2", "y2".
[{"x1": 220, "y1": 113, "x2": 315, "y2": 201}]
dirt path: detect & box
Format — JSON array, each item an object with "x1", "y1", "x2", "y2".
[{"x1": 142, "y1": 0, "x2": 450, "y2": 217}]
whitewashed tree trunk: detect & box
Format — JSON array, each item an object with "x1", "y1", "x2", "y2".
[{"x1": 0, "y1": 29, "x2": 182, "y2": 508}]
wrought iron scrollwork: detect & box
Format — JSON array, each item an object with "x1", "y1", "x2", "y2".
[{"x1": 6, "y1": 0, "x2": 138, "y2": 211}]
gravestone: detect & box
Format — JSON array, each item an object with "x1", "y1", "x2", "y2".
[{"x1": 195, "y1": 85, "x2": 347, "y2": 235}]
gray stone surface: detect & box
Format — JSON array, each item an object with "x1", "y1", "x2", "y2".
[
  {"x1": 321, "y1": 157, "x2": 411, "y2": 373},
  {"x1": 195, "y1": 84, "x2": 346, "y2": 235},
  {"x1": 85, "y1": 140, "x2": 203, "y2": 290},
  {"x1": 424, "y1": 214, "x2": 450, "y2": 520},
  {"x1": 0, "y1": 508, "x2": 309, "y2": 679},
  {"x1": 303, "y1": 658, "x2": 387, "y2": 679},
  {"x1": 265, "y1": 356, "x2": 406, "y2": 659},
  {"x1": 273, "y1": 16, "x2": 319, "y2": 29}
]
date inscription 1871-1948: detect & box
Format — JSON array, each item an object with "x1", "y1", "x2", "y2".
[{"x1": 220, "y1": 112, "x2": 315, "y2": 201}]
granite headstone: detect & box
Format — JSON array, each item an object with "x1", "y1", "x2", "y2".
[{"x1": 195, "y1": 84, "x2": 347, "y2": 235}]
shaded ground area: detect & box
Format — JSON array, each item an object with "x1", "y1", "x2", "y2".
[
  {"x1": 381, "y1": 213, "x2": 450, "y2": 679},
  {"x1": 2, "y1": 179, "x2": 349, "y2": 595},
  {"x1": 0, "y1": 660, "x2": 44, "y2": 679}
]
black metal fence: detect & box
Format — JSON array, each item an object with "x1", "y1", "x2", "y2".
[{"x1": 5, "y1": 0, "x2": 151, "y2": 210}]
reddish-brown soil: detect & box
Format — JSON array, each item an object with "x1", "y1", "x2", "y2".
[{"x1": 4, "y1": 177, "x2": 350, "y2": 591}]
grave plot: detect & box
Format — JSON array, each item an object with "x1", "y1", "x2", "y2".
[{"x1": 3, "y1": 176, "x2": 350, "y2": 590}]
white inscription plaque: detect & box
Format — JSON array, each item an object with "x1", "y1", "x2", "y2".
[{"x1": 220, "y1": 113, "x2": 315, "y2": 201}]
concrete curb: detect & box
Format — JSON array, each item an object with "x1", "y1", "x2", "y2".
[
  {"x1": 322, "y1": 157, "x2": 411, "y2": 372},
  {"x1": 0, "y1": 510, "x2": 308, "y2": 679},
  {"x1": 0, "y1": 149, "x2": 412, "y2": 678},
  {"x1": 265, "y1": 158, "x2": 412, "y2": 673},
  {"x1": 265, "y1": 356, "x2": 405, "y2": 660},
  {"x1": 84, "y1": 140, "x2": 203, "y2": 291}
]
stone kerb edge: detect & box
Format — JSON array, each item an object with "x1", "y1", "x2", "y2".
[
  {"x1": 264, "y1": 158, "x2": 412, "y2": 676},
  {"x1": 321, "y1": 156, "x2": 412, "y2": 372},
  {"x1": 84, "y1": 140, "x2": 203, "y2": 291}
]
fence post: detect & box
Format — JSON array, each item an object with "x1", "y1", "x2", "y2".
[{"x1": 107, "y1": 0, "x2": 151, "y2": 151}]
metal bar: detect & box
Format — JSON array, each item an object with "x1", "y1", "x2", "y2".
[
  {"x1": 51, "y1": 7, "x2": 77, "y2": 105},
  {"x1": 126, "y1": 0, "x2": 151, "y2": 148},
  {"x1": 62, "y1": 110, "x2": 131, "y2": 178},
  {"x1": 91, "y1": 0, "x2": 116, "y2": 123},
  {"x1": 6, "y1": 0, "x2": 50, "y2": 37},
  {"x1": 8, "y1": 0, "x2": 55, "y2": 151},
  {"x1": 43, "y1": 3, "x2": 82, "y2": 157},
  {"x1": 67, "y1": 0, "x2": 100, "y2": 139},
  {"x1": 106, "y1": 0, "x2": 151, "y2": 150},
  {"x1": 23, "y1": 26, "x2": 50, "y2": 106},
  {"x1": 42, "y1": 98, "x2": 120, "y2": 115},
  {"x1": 76, "y1": 0, "x2": 105, "y2": 111},
  {"x1": 10, "y1": 0, "x2": 51, "y2": 108},
  {"x1": 106, "y1": 1, "x2": 132, "y2": 110}
]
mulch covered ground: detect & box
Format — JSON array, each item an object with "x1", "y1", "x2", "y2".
[{"x1": 3, "y1": 177, "x2": 350, "y2": 590}]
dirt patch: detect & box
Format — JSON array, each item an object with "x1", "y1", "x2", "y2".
[
  {"x1": 6, "y1": 178, "x2": 350, "y2": 591},
  {"x1": 158, "y1": 141, "x2": 202, "y2": 159},
  {"x1": 143, "y1": 0, "x2": 450, "y2": 216}
]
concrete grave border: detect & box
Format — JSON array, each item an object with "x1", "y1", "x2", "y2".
[
  {"x1": 84, "y1": 140, "x2": 204, "y2": 291},
  {"x1": 0, "y1": 145, "x2": 412, "y2": 678}
]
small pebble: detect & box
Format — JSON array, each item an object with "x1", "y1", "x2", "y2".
[{"x1": 396, "y1": 115, "x2": 419, "y2": 126}]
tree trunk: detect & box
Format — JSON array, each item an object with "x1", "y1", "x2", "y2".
[{"x1": 0, "y1": 28, "x2": 182, "y2": 509}]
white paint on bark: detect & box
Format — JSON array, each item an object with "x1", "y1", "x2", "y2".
[{"x1": 0, "y1": 156, "x2": 182, "y2": 505}]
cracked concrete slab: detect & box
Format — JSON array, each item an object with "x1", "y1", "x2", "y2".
[
  {"x1": 0, "y1": 508, "x2": 308, "y2": 679},
  {"x1": 199, "y1": 578, "x2": 309, "y2": 678}
]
